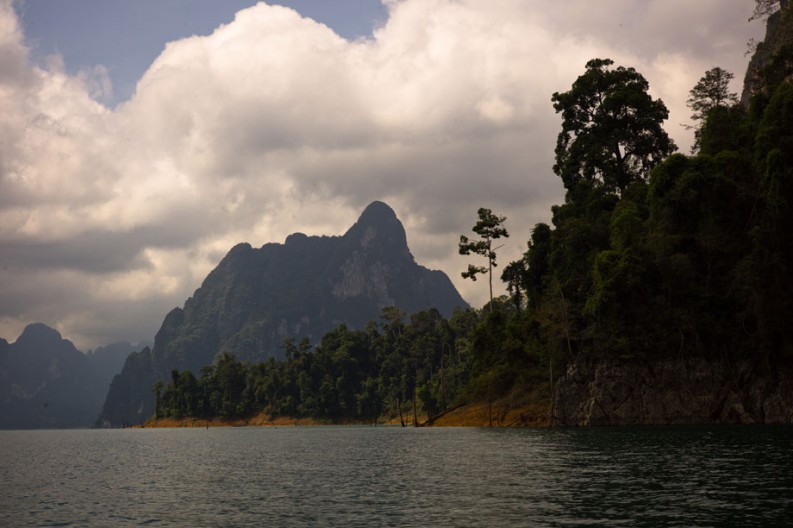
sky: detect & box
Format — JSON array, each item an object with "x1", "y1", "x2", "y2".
[{"x1": 1, "y1": 0, "x2": 767, "y2": 350}]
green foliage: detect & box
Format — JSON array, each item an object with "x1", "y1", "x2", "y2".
[
  {"x1": 697, "y1": 105, "x2": 753, "y2": 156},
  {"x1": 686, "y1": 67, "x2": 739, "y2": 152},
  {"x1": 463, "y1": 300, "x2": 548, "y2": 401},
  {"x1": 552, "y1": 58, "x2": 676, "y2": 194},
  {"x1": 687, "y1": 68, "x2": 737, "y2": 119},
  {"x1": 501, "y1": 260, "x2": 527, "y2": 312},
  {"x1": 488, "y1": 55, "x2": 793, "y2": 388},
  {"x1": 154, "y1": 307, "x2": 478, "y2": 423},
  {"x1": 459, "y1": 208, "x2": 509, "y2": 307},
  {"x1": 733, "y1": 82, "x2": 793, "y2": 362}
]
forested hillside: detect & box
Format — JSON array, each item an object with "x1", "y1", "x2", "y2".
[{"x1": 493, "y1": 2, "x2": 793, "y2": 424}]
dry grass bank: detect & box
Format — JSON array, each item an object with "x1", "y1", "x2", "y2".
[
  {"x1": 141, "y1": 400, "x2": 550, "y2": 429},
  {"x1": 141, "y1": 412, "x2": 342, "y2": 428},
  {"x1": 428, "y1": 401, "x2": 550, "y2": 427}
]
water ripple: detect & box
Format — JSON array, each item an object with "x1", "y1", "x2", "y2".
[{"x1": 0, "y1": 426, "x2": 791, "y2": 527}]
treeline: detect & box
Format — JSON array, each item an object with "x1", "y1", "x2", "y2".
[{"x1": 154, "y1": 307, "x2": 530, "y2": 422}]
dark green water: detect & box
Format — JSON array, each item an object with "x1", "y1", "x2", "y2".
[{"x1": 0, "y1": 426, "x2": 790, "y2": 527}]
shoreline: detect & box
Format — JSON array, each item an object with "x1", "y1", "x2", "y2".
[{"x1": 138, "y1": 402, "x2": 551, "y2": 428}]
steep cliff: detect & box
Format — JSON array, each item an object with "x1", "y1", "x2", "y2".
[
  {"x1": 99, "y1": 201, "x2": 467, "y2": 426},
  {"x1": 742, "y1": 1, "x2": 793, "y2": 106}
]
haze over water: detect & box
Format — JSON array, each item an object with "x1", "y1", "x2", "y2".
[{"x1": 1, "y1": 426, "x2": 791, "y2": 527}]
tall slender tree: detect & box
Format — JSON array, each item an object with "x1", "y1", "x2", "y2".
[
  {"x1": 686, "y1": 67, "x2": 739, "y2": 152},
  {"x1": 501, "y1": 259, "x2": 527, "y2": 312},
  {"x1": 459, "y1": 208, "x2": 509, "y2": 309}
]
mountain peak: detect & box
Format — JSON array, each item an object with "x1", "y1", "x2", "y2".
[
  {"x1": 16, "y1": 323, "x2": 64, "y2": 347},
  {"x1": 345, "y1": 201, "x2": 408, "y2": 252},
  {"x1": 358, "y1": 201, "x2": 397, "y2": 224}
]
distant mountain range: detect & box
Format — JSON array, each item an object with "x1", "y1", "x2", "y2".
[
  {"x1": 0, "y1": 324, "x2": 139, "y2": 428},
  {"x1": 99, "y1": 201, "x2": 468, "y2": 426}
]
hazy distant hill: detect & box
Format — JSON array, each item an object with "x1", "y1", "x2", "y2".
[
  {"x1": 0, "y1": 324, "x2": 136, "y2": 428},
  {"x1": 99, "y1": 201, "x2": 467, "y2": 426}
]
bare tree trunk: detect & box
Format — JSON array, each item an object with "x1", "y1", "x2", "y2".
[
  {"x1": 396, "y1": 396, "x2": 405, "y2": 427},
  {"x1": 558, "y1": 285, "x2": 575, "y2": 360},
  {"x1": 413, "y1": 389, "x2": 419, "y2": 427},
  {"x1": 440, "y1": 356, "x2": 446, "y2": 413},
  {"x1": 488, "y1": 265, "x2": 493, "y2": 308}
]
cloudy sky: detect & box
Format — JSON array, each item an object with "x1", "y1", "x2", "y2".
[{"x1": 1, "y1": 0, "x2": 766, "y2": 350}]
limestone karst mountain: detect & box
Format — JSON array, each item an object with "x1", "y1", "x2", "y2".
[
  {"x1": 0, "y1": 323, "x2": 133, "y2": 428},
  {"x1": 99, "y1": 201, "x2": 467, "y2": 426}
]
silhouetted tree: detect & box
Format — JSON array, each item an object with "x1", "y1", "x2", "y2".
[
  {"x1": 552, "y1": 58, "x2": 676, "y2": 194},
  {"x1": 459, "y1": 208, "x2": 509, "y2": 309},
  {"x1": 686, "y1": 67, "x2": 739, "y2": 152}
]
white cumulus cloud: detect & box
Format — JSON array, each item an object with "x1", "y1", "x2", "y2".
[{"x1": 0, "y1": 0, "x2": 764, "y2": 348}]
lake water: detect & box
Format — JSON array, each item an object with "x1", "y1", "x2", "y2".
[{"x1": 0, "y1": 426, "x2": 791, "y2": 527}]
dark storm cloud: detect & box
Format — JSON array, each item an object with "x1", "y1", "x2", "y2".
[
  {"x1": 1, "y1": 235, "x2": 151, "y2": 274},
  {"x1": 0, "y1": 220, "x2": 215, "y2": 273}
]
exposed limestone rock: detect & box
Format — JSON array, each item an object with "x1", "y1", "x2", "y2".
[{"x1": 742, "y1": 2, "x2": 793, "y2": 106}]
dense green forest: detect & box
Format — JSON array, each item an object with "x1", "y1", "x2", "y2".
[
  {"x1": 155, "y1": 3, "x2": 793, "y2": 424},
  {"x1": 154, "y1": 299, "x2": 546, "y2": 423},
  {"x1": 157, "y1": 307, "x2": 474, "y2": 423},
  {"x1": 506, "y1": 54, "x2": 793, "y2": 370}
]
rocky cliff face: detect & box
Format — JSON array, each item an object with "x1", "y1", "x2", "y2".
[
  {"x1": 551, "y1": 358, "x2": 793, "y2": 426},
  {"x1": 742, "y1": 2, "x2": 793, "y2": 106},
  {"x1": 99, "y1": 201, "x2": 468, "y2": 426}
]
